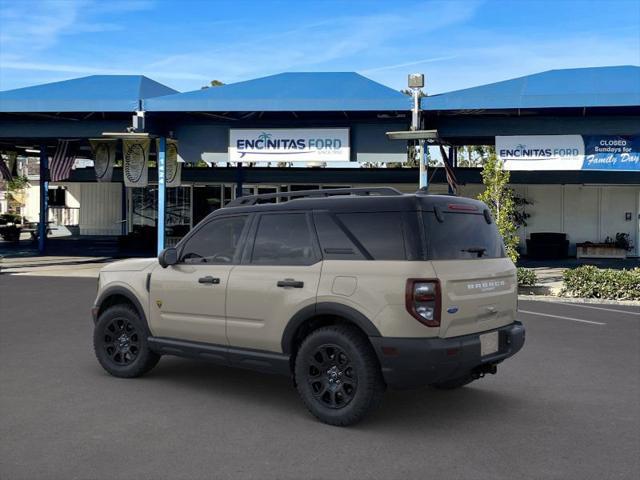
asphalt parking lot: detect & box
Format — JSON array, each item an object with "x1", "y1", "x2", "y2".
[{"x1": 1, "y1": 275, "x2": 638, "y2": 480}]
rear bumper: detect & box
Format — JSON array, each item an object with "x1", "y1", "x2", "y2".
[{"x1": 370, "y1": 321, "x2": 525, "y2": 389}]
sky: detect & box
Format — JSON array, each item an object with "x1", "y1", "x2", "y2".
[{"x1": 0, "y1": 0, "x2": 639, "y2": 94}]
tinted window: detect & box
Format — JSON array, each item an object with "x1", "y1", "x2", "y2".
[
  {"x1": 251, "y1": 213, "x2": 317, "y2": 265},
  {"x1": 424, "y1": 212, "x2": 505, "y2": 260},
  {"x1": 180, "y1": 215, "x2": 247, "y2": 264},
  {"x1": 336, "y1": 212, "x2": 406, "y2": 260},
  {"x1": 314, "y1": 212, "x2": 366, "y2": 260}
]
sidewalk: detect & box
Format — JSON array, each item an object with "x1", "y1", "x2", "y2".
[
  {"x1": 0, "y1": 255, "x2": 114, "y2": 277},
  {"x1": 519, "y1": 266, "x2": 565, "y2": 295}
]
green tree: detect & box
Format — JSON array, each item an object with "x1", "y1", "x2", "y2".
[
  {"x1": 201, "y1": 79, "x2": 225, "y2": 89},
  {"x1": 4, "y1": 175, "x2": 30, "y2": 215},
  {"x1": 477, "y1": 153, "x2": 519, "y2": 262},
  {"x1": 457, "y1": 145, "x2": 495, "y2": 167}
]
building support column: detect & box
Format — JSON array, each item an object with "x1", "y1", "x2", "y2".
[
  {"x1": 235, "y1": 162, "x2": 244, "y2": 198},
  {"x1": 157, "y1": 137, "x2": 166, "y2": 255},
  {"x1": 38, "y1": 144, "x2": 48, "y2": 254}
]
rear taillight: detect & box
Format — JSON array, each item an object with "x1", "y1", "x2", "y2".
[{"x1": 405, "y1": 279, "x2": 441, "y2": 327}]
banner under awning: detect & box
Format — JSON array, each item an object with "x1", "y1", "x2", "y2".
[{"x1": 497, "y1": 135, "x2": 640, "y2": 171}]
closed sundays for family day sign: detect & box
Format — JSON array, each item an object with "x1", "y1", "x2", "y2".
[
  {"x1": 497, "y1": 135, "x2": 640, "y2": 171},
  {"x1": 229, "y1": 128, "x2": 350, "y2": 162}
]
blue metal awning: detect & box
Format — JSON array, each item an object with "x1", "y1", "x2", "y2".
[
  {"x1": 422, "y1": 66, "x2": 640, "y2": 111},
  {"x1": 0, "y1": 75, "x2": 178, "y2": 113},
  {"x1": 145, "y1": 72, "x2": 411, "y2": 112}
]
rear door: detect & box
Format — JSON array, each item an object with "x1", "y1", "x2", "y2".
[
  {"x1": 226, "y1": 212, "x2": 322, "y2": 352},
  {"x1": 423, "y1": 209, "x2": 517, "y2": 338}
]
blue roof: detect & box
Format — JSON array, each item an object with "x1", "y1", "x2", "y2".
[
  {"x1": 0, "y1": 75, "x2": 178, "y2": 113},
  {"x1": 145, "y1": 72, "x2": 411, "y2": 112},
  {"x1": 422, "y1": 66, "x2": 640, "y2": 111}
]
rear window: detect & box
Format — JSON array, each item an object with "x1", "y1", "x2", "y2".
[{"x1": 423, "y1": 212, "x2": 505, "y2": 260}]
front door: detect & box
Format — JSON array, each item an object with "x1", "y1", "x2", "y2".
[
  {"x1": 149, "y1": 214, "x2": 250, "y2": 345},
  {"x1": 226, "y1": 212, "x2": 322, "y2": 352}
]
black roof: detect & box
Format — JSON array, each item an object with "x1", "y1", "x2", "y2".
[{"x1": 215, "y1": 190, "x2": 487, "y2": 216}]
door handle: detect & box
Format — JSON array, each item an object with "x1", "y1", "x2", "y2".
[
  {"x1": 198, "y1": 276, "x2": 220, "y2": 285},
  {"x1": 277, "y1": 279, "x2": 304, "y2": 288}
]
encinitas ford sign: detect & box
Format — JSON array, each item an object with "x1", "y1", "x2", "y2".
[
  {"x1": 229, "y1": 128, "x2": 350, "y2": 162},
  {"x1": 497, "y1": 135, "x2": 640, "y2": 171},
  {"x1": 497, "y1": 135, "x2": 585, "y2": 170}
]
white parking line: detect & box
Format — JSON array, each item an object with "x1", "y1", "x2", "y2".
[
  {"x1": 556, "y1": 302, "x2": 640, "y2": 317},
  {"x1": 518, "y1": 309, "x2": 607, "y2": 326}
]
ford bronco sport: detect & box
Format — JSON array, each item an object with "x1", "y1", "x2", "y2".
[{"x1": 92, "y1": 187, "x2": 525, "y2": 426}]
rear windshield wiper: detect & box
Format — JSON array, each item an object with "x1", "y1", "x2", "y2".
[{"x1": 461, "y1": 247, "x2": 487, "y2": 257}]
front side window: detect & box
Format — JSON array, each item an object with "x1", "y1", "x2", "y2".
[
  {"x1": 251, "y1": 213, "x2": 317, "y2": 265},
  {"x1": 180, "y1": 215, "x2": 247, "y2": 264}
]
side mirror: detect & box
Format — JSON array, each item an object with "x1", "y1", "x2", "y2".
[{"x1": 158, "y1": 247, "x2": 178, "y2": 268}]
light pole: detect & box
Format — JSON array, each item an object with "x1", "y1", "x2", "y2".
[{"x1": 408, "y1": 73, "x2": 426, "y2": 189}]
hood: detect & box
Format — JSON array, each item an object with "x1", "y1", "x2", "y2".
[{"x1": 100, "y1": 258, "x2": 157, "y2": 273}]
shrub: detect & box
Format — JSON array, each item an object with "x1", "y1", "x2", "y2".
[
  {"x1": 517, "y1": 267, "x2": 538, "y2": 287},
  {"x1": 561, "y1": 265, "x2": 640, "y2": 300}
]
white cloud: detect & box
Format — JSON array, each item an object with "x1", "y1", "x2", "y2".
[
  {"x1": 0, "y1": 0, "x2": 153, "y2": 57},
  {"x1": 360, "y1": 56, "x2": 459, "y2": 74}
]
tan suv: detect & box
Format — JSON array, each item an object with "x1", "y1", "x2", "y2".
[{"x1": 92, "y1": 187, "x2": 525, "y2": 426}]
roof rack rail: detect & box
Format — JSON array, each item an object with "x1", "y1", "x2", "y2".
[{"x1": 225, "y1": 187, "x2": 403, "y2": 207}]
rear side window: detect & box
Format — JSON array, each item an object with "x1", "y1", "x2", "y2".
[
  {"x1": 251, "y1": 213, "x2": 318, "y2": 265},
  {"x1": 313, "y1": 211, "x2": 409, "y2": 261},
  {"x1": 336, "y1": 212, "x2": 407, "y2": 260},
  {"x1": 423, "y1": 212, "x2": 505, "y2": 260}
]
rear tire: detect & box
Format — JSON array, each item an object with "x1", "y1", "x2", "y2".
[
  {"x1": 431, "y1": 375, "x2": 474, "y2": 390},
  {"x1": 93, "y1": 304, "x2": 160, "y2": 378},
  {"x1": 294, "y1": 325, "x2": 385, "y2": 426}
]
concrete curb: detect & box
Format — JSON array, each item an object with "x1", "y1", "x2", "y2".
[{"x1": 518, "y1": 294, "x2": 640, "y2": 307}]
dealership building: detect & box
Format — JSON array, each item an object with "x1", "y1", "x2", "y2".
[{"x1": 0, "y1": 65, "x2": 639, "y2": 257}]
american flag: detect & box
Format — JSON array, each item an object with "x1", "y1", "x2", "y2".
[
  {"x1": 0, "y1": 156, "x2": 12, "y2": 181},
  {"x1": 439, "y1": 145, "x2": 458, "y2": 195},
  {"x1": 49, "y1": 140, "x2": 78, "y2": 182}
]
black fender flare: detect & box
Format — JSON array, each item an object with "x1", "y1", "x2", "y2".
[
  {"x1": 94, "y1": 286, "x2": 148, "y2": 330},
  {"x1": 281, "y1": 302, "x2": 381, "y2": 354}
]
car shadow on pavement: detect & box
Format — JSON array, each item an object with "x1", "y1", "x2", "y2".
[{"x1": 134, "y1": 356, "x2": 527, "y2": 429}]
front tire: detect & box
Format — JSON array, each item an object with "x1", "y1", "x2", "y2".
[
  {"x1": 294, "y1": 325, "x2": 385, "y2": 426},
  {"x1": 93, "y1": 304, "x2": 160, "y2": 378}
]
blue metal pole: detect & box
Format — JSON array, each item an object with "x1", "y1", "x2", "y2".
[
  {"x1": 157, "y1": 137, "x2": 166, "y2": 255},
  {"x1": 447, "y1": 146, "x2": 454, "y2": 195},
  {"x1": 38, "y1": 144, "x2": 48, "y2": 254},
  {"x1": 419, "y1": 140, "x2": 428, "y2": 190},
  {"x1": 121, "y1": 182, "x2": 127, "y2": 236}
]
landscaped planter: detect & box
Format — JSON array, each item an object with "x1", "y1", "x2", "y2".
[{"x1": 576, "y1": 243, "x2": 627, "y2": 259}]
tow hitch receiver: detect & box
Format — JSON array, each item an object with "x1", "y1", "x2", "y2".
[{"x1": 472, "y1": 363, "x2": 498, "y2": 379}]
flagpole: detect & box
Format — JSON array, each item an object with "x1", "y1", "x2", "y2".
[{"x1": 408, "y1": 73, "x2": 426, "y2": 190}]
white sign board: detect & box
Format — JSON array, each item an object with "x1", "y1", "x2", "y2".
[
  {"x1": 496, "y1": 135, "x2": 585, "y2": 170},
  {"x1": 229, "y1": 128, "x2": 350, "y2": 163}
]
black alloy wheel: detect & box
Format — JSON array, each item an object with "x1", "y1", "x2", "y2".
[
  {"x1": 102, "y1": 317, "x2": 141, "y2": 366},
  {"x1": 93, "y1": 304, "x2": 160, "y2": 378},
  {"x1": 307, "y1": 344, "x2": 358, "y2": 409},
  {"x1": 295, "y1": 325, "x2": 385, "y2": 426}
]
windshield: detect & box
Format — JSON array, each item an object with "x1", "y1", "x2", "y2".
[{"x1": 423, "y1": 211, "x2": 506, "y2": 260}]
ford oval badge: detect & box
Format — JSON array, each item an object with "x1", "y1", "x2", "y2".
[{"x1": 447, "y1": 306, "x2": 459, "y2": 314}]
